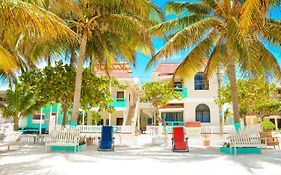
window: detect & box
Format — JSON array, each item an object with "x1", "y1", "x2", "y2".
[
  {"x1": 194, "y1": 72, "x2": 209, "y2": 90},
  {"x1": 161, "y1": 112, "x2": 184, "y2": 126},
  {"x1": 196, "y1": 104, "x2": 210, "y2": 123},
  {"x1": 174, "y1": 82, "x2": 183, "y2": 88},
  {"x1": 32, "y1": 113, "x2": 46, "y2": 124},
  {"x1": 117, "y1": 91, "x2": 125, "y2": 98}
]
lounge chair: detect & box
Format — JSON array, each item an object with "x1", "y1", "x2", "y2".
[
  {"x1": 0, "y1": 131, "x2": 22, "y2": 150},
  {"x1": 260, "y1": 132, "x2": 280, "y2": 149},
  {"x1": 171, "y1": 127, "x2": 189, "y2": 152},
  {"x1": 98, "y1": 126, "x2": 114, "y2": 151}
]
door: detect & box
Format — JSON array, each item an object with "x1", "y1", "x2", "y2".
[
  {"x1": 48, "y1": 112, "x2": 57, "y2": 133},
  {"x1": 116, "y1": 118, "x2": 124, "y2": 126}
]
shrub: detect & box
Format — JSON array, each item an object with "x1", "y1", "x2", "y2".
[{"x1": 261, "y1": 120, "x2": 275, "y2": 132}]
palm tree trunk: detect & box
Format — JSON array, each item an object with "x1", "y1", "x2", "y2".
[
  {"x1": 70, "y1": 47, "x2": 76, "y2": 66},
  {"x1": 62, "y1": 105, "x2": 68, "y2": 126},
  {"x1": 217, "y1": 66, "x2": 223, "y2": 135},
  {"x1": 71, "y1": 30, "x2": 88, "y2": 123},
  {"x1": 227, "y1": 49, "x2": 241, "y2": 130},
  {"x1": 13, "y1": 114, "x2": 20, "y2": 131}
]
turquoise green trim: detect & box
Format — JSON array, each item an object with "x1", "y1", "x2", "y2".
[
  {"x1": 50, "y1": 145, "x2": 86, "y2": 152},
  {"x1": 234, "y1": 123, "x2": 241, "y2": 131},
  {"x1": 220, "y1": 147, "x2": 261, "y2": 154},
  {"x1": 109, "y1": 98, "x2": 127, "y2": 107},
  {"x1": 26, "y1": 103, "x2": 63, "y2": 131},
  {"x1": 162, "y1": 124, "x2": 185, "y2": 134},
  {"x1": 69, "y1": 121, "x2": 77, "y2": 127},
  {"x1": 166, "y1": 121, "x2": 184, "y2": 126},
  {"x1": 175, "y1": 88, "x2": 188, "y2": 98}
]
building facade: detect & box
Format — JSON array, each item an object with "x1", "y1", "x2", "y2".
[
  {"x1": 87, "y1": 62, "x2": 140, "y2": 127},
  {"x1": 140, "y1": 62, "x2": 220, "y2": 130}
]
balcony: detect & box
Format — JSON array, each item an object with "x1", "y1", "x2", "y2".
[
  {"x1": 110, "y1": 98, "x2": 127, "y2": 108},
  {"x1": 175, "y1": 87, "x2": 188, "y2": 98}
]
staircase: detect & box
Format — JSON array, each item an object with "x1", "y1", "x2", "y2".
[{"x1": 126, "y1": 105, "x2": 136, "y2": 125}]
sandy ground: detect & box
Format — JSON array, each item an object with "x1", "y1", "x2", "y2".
[{"x1": 0, "y1": 144, "x2": 281, "y2": 175}]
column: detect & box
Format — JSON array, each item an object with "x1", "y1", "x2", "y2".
[
  {"x1": 109, "y1": 113, "x2": 112, "y2": 126},
  {"x1": 122, "y1": 110, "x2": 126, "y2": 126},
  {"x1": 82, "y1": 110, "x2": 85, "y2": 125}
]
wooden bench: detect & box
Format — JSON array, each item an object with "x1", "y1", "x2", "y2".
[
  {"x1": 259, "y1": 132, "x2": 280, "y2": 149},
  {"x1": 228, "y1": 131, "x2": 265, "y2": 155},
  {"x1": 45, "y1": 127, "x2": 80, "y2": 152}
]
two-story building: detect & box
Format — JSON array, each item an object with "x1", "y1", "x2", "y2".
[
  {"x1": 87, "y1": 62, "x2": 140, "y2": 127},
  {"x1": 139, "y1": 62, "x2": 220, "y2": 132}
]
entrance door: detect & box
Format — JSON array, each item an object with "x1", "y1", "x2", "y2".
[
  {"x1": 116, "y1": 118, "x2": 124, "y2": 126},
  {"x1": 48, "y1": 112, "x2": 57, "y2": 133}
]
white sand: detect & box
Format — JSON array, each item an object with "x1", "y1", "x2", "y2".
[{"x1": 1, "y1": 144, "x2": 281, "y2": 175}]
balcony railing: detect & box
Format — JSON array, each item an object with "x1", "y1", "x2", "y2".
[
  {"x1": 175, "y1": 87, "x2": 188, "y2": 98},
  {"x1": 110, "y1": 98, "x2": 127, "y2": 107}
]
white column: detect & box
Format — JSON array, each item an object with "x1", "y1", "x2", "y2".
[
  {"x1": 109, "y1": 113, "x2": 112, "y2": 126},
  {"x1": 82, "y1": 110, "x2": 85, "y2": 125},
  {"x1": 39, "y1": 107, "x2": 43, "y2": 135},
  {"x1": 122, "y1": 110, "x2": 126, "y2": 126}
]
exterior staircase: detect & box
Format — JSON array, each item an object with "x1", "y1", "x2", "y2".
[{"x1": 126, "y1": 105, "x2": 136, "y2": 125}]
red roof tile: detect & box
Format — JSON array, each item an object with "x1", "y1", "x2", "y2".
[
  {"x1": 153, "y1": 62, "x2": 180, "y2": 75},
  {"x1": 95, "y1": 62, "x2": 132, "y2": 79}
]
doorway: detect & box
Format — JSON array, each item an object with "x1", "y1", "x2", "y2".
[{"x1": 116, "y1": 118, "x2": 124, "y2": 126}]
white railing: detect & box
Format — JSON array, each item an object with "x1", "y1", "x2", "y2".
[
  {"x1": 77, "y1": 125, "x2": 102, "y2": 133},
  {"x1": 201, "y1": 125, "x2": 235, "y2": 134},
  {"x1": 201, "y1": 124, "x2": 261, "y2": 134},
  {"x1": 76, "y1": 125, "x2": 132, "y2": 133},
  {"x1": 146, "y1": 126, "x2": 160, "y2": 136}
]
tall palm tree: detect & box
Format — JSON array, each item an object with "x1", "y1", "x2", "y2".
[
  {"x1": 0, "y1": 82, "x2": 44, "y2": 131},
  {"x1": 0, "y1": 0, "x2": 77, "y2": 77},
  {"x1": 46, "y1": 0, "x2": 163, "y2": 123},
  {"x1": 147, "y1": 0, "x2": 281, "y2": 129}
]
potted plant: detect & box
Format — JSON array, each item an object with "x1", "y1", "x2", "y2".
[
  {"x1": 79, "y1": 136, "x2": 86, "y2": 146},
  {"x1": 261, "y1": 120, "x2": 275, "y2": 133},
  {"x1": 86, "y1": 136, "x2": 94, "y2": 146},
  {"x1": 202, "y1": 134, "x2": 210, "y2": 146}
]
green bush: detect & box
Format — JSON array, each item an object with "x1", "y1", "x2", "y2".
[{"x1": 261, "y1": 120, "x2": 276, "y2": 132}]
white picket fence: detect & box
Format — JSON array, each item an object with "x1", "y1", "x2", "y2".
[{"x1": 76, "y1": 125, "x2": 133, "y2": 133}]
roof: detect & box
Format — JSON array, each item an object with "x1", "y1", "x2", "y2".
[
  {"x1": 153, "y1": 60, "x2": 209, "y2": 76},
  {"x1": 153, "y1": 62, "x2": 180, "y2": 76},
  {"x1": 95, "y1": 62, "x2": 132, "y2": 79}
]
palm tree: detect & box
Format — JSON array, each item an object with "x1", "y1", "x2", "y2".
[
  {"x1": 0, "y1": 0, "x2": 77, "y2": 77},
  {"x1": 0, "y1": 82, "x2": 44, "y2": 131},
  {"x1": 45, "y1": 0, "x2": 163, "y2": 123},
  {"x1": 147, "y1": 0, "x2": 281, "y2": 129}
]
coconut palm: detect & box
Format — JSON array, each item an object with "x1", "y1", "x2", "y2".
[
  {"x1": 45, "y1": 0, "x2": 163, "y2": 123},
  {"x1": 147, "y1": 0, "x2": 281, "y2": 128},
  {"x1": 0, "y1": 82, "x2": 44, "y2": 131},
  {"x1": 0, "y1": 0, "x2": 77, "y2": 77}
]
